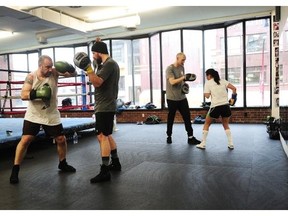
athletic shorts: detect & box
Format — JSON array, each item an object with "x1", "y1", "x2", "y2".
[
  {"x1": 95, "y1": 112, "x2": 115, "y2": 136},
  {"x1": 22, "y1": 120, "x2": 64, "y2": 137},
  {"x1": 207, "y1": 104, "x2": 231, "y2": 119}
]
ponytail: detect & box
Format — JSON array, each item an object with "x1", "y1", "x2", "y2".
[{"x1": 205, "y1": 68, "x2": 220, "y2": 85}]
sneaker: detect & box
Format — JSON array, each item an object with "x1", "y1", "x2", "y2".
[
  {"x1": 90, "y1": 165, "x2": 111, "y2": 183},
  {"x1": 166, "y1": 136, "x2": 172, "y2": 144},
  {"x1": 188, "y1": 136, "x2": 201, "y2": 145},
  {"x1": 228, "y1": 144, "x2": 234, "y2": 150},
  {"x1": 58, "y1": 159, "x2": 76, "y2": 172},
  {"x1": 196, "y1": 142, "x2": 206, "y2": 150},
  {"x1": 108, "y1": 158, "x2": 122, "y2": 171},
  {"x1": 10, "y1": 165, "x2": 20, "y2": 184}
]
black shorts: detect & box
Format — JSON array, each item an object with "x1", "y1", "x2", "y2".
[
  {"x1": 95, "y1": 112, "x2": 115, "y2": 136},
  {"x1": 207, "y1": 104, "x2": 231, "y2": 119},
  {"x1": 23, "y1": 120, "x2": 64, "y2": 137}
]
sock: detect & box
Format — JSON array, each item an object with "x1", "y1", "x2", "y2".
[
  {"x1": 12, "y1": 164, "x2": 20, "y2": 172},
  {"x1": 225, "y1": 129, "x2": 233, "y2": 145},
  {"x1": 188, "y1": 136, "x2": 193, "y2": 139},
  {"x1": 59, "y1": 158, "x2": 67, "y2": 164},
  {"x1": 202, "y1": 130, "x2": 209, "y2": 144},
  {"x1": 111, "y1": 149, "x2": 118, "y2": 159},
  {"x1": 102, "y1": 157, "x2": 110, "y2": 166}
]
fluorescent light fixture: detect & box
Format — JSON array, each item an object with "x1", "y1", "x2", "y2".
[
  {"x1": 86, "y1": 7, "x2": 129, "y2": 22},
  {"x1": 0, "y1": 30, "x2": 15, "y2": 39},
  {"x1": 86, "y1": 6, "x2": 169, "y2": 22},
  {"x1": 86, "y1": 15, "x2": 141, "y2": 31}
]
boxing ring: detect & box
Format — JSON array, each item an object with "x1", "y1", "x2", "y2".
[
  {"x1": 0, "y1": 78, "x2": 93, "y2": 115},
  {"x1": 0, "y1": 117, "x2": 95, "y2": 149}
]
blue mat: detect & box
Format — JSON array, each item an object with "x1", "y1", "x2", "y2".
[{"x1": 0, "y1": 118, "x2": 95, "y2": 147}]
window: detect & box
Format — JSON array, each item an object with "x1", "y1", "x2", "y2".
[
  {"x1": 1, "y1": 16, "x2": 275, "y2": 112},
  {"x1": 151, "y1": 34, "x2": 161, "y2": 108},
  {"x1": 9, "y1": 54, "x2": 27, "y2": 71},
  {"x1": 246, "y1": 18, "x2": 270, "y2": 107},
  {"x1": 55, "y1": 47, "x2": 82, "y2": 108},
  {"x1": 183, "y1": 30, "x2": 204, "y2": 108},
  {"x1": 246, "y1": 34, "x2": 267, "y2": 53},
  {"x1": 112, "y1": 40, "x2": 132, "y2": 103},
  {"x1": 132, "y1": 38, "x2": 150, "y2": 106},
  {"x1": 227, "y1": 23, "x2": 243, "y2": 107},
  {"x1": 28, "y1": 53, "x2": 39, "y2": 71},
  {"x1": 0, "y1": 55, "x2": 8, "y2": 70}
]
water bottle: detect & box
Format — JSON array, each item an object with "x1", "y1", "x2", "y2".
[{"x1": 73, "y1": 131, "x2": 78, "y2": 144}]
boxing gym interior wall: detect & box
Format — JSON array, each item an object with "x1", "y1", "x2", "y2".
[
  {"x1": 1, "y1": 7, "x2": 286, "y2": 122},
  {"x1": 1, "y1": 6, "x2": 288, "y2": 129}
]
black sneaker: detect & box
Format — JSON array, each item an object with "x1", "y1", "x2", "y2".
[
  {"x1": 58, "y1": 159, "x2": 76, "y2": 172},
  {"x1": 167, "y1": 136, "x2": 172, "y2": 144},
  {"x1": 188, "y1": 137, "x2": 201, "y2": 145},
  {"x1": 108, "y1": 158, "x2": 122, "y2": 171},
  {"x1": 90, "y1": 165, "x2": 111, "y2": 183},
  {"x1": 10, "y1": 165, "x2": 20, "y2": 184}
]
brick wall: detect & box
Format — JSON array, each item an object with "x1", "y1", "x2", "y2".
[
  {"x1": 115, "y1": 108, "x2": 271, "y2": 124},
  {"x1": 4, "y1": 108, "x2": 271, "y2": 124}
]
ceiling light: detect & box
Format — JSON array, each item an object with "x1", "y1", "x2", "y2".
[
  {"x1": 0, "y1": 30, "x2": 14, "y2": 39},
  {"x1": 86, "y1": 6, "x2": 169, "y2": 22},
  {"x1": 86, "y1": 15, "x2": 141, "y2": 32}
]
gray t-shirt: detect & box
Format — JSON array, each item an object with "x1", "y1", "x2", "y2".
[
  {"x1": 94, "y1": 57, "x2": 120, "y2": 112},
  {"x1": 166, "y1": 64, "x2": 186, "y2": 101}
]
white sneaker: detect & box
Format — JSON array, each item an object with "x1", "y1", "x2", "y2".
[
  {"x1": 228, "y1": 143, "x2": 234, "y2": 150},
  {"x1": 196, "y1": 142, "x2": 206, "y2": 150}
]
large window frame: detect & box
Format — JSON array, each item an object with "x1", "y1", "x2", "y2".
[{"x1": 0, "y1": 16, "x2": 274, "y2": 114}]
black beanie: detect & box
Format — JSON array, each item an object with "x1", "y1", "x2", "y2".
[{"x1": 91, "y1": 41, "x2": 108, "y2": 54}]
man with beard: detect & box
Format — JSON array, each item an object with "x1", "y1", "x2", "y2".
[{"x1": 75, "y1": 38, "x2": 121, "y2": 183}]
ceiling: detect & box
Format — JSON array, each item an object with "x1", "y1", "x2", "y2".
[{"x1": 0, "y1": 6, "x2": 275, "y2": 54}]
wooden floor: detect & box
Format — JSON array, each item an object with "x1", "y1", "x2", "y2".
[{"x1": 0, "y1": 123, "x2": 288, "y2": 211}]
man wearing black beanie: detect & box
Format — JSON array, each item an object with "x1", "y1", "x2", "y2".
[{"x1": 87, "y1": 38, "x2": 122, "y2": 183}]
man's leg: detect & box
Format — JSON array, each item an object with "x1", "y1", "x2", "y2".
[
  {"x1": 90, "y1": 112, "x2": 114, "y2": 183},
  {"x1": 166, "y1": 100, "x2": 177, "y2": 144},
  {"x1": 178, "y1": 99, "x2": 200, "y2": 145},
  {"x1": 108, "y1": 135, "x2": 121, "y2": 171},
  {"x1": 56, "y1": 134, "x2": 76, "y2": 172},
  {"x1": 10, "y1": 135, "x2": 34, "y2": 184}
]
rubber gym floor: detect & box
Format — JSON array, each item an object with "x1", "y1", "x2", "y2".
[{"x1": 0, "y1": 122, "x2": 288, "y2": 210}]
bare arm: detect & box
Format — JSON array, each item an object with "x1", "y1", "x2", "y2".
[
  {"x1": 227, "y1": 83, "x2": 237, "y2": 94},
  {"x1": 168, "y1": 75, "x2": 185, "y2": 86},
  {"x1": 87, "y1": 73, "x2": 104, "y2": 88},
  {"x1": 204, "y1": 93, "x2": 211, "y2": 99},
  {"x1": 21, "y1": 74, "x2": 33, "y2": 100}
]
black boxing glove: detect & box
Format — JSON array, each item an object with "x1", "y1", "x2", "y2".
[
  {"x1": 184, "y1": 73, "x2": 196, "y2": 81},
  {"x1": 73, "y1": 52, "x2": 94, "y2": 74}
]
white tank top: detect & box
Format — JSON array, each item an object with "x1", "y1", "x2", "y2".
[{"x1": 24, "y1": 71, "x2": 61, "y2": 126}]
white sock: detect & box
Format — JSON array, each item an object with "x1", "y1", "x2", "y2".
[
  {"x1": 225, "y1": 129, "x2": 233, "y2": 145},
  {"x1": 201, "y1": 130, "x2": 208, "y2": 145}
]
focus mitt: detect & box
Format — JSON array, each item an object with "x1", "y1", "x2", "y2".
[
  {"x1": 184, "y1": 73, "x2": 196, "y2": 81},
  {"x1": 73, "y1": 52, "x2": 94, "y2": 74}
]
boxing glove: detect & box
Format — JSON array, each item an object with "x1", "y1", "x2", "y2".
[
  {"x1": 30, "y1": 83, "x2": 51, "y2": 100},
  {"x1": 181, "y1": 83, "x2": 189, "y2": 94},
  {"x1": 73, "y1": 52, "x2": 94, "y2": 74},
  {"x1": 55, "y1": 61, "x2": 75, "y2": 74},
  {"x1": 229, "y1": 93, "x2": 237, "y2": 106},
  {"x1": 184, "y1": 73, "x2": 196, "y2": 81}
]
